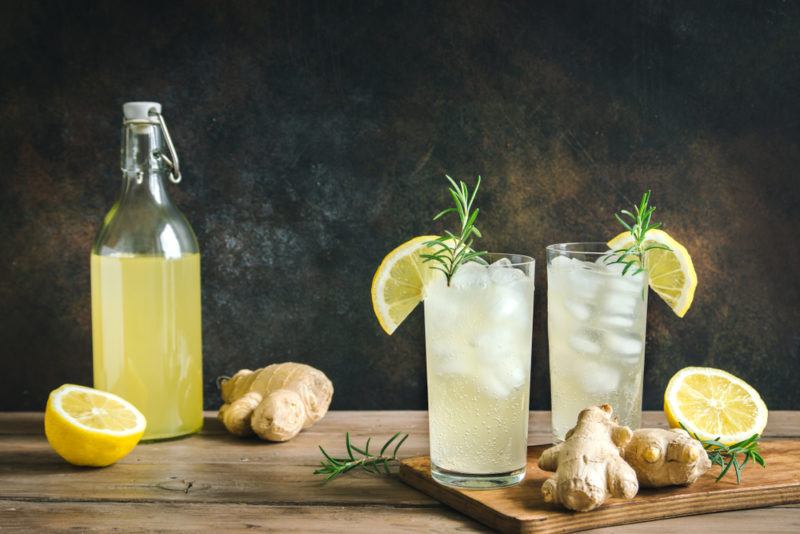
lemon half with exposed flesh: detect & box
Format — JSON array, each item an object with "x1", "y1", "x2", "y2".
[
  {"x1": 664, "y1": 367, "x2": 768, "y2": 445},
  {"x1": 45, "y1": 384, "x2": 146, "y2": 467}
]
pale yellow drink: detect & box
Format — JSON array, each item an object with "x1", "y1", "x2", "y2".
[
  {"x1": 91, "y1": 253, "x2": 203, "y2": 440},
  {"x1": 424, "y1": 257, "x2": 534, "y2": 487}
]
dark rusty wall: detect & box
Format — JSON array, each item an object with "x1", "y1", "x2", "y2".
[{"x1": 1, "y1": 0, "x2": 798, "y2": 411}]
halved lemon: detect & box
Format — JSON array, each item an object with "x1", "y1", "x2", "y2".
[
  {"x1": 608, "y1": 228, "x2": 697, "y2": 317},
  {"x1": 371, "y1": 235, "x2": 441, "y2": 334},
  {"x1": 45, "y1": 384, "x2": 146, "y2": 467},
  {"x1": 664, "y1": 367, "x2": 768, "y2": 445}
]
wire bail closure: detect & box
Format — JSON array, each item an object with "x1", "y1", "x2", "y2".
[{"x1": 148, "y1": 107, "x2": 182, "y2": 184}]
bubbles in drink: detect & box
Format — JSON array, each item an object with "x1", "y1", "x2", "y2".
[
  {"x1": 425, "y1": 256, "x2": 534, "y2": 473},
  {"x1": 547, "y1": 251, "x2": 647, "y2": 441},
  {"x1": 494, "y1": 355, "x2": 527, "y2": 390}
]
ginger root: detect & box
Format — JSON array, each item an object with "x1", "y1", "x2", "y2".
[
  {"x1": 218, "y1": 362, "x2": 333, "y2": 442},
  {"x1": 538, "y1": 404, "x2": 638, "y2": 512},
  {"x1": 623, "y1": 428, "x2": 711, "y2": 487}
]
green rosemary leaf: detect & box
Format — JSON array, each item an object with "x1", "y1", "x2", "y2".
[
  {"x1": 393, "y1": 433, "x2": 409, "y2": 457},
  {"x1": 318, "y1": 446, "x2": 341, "y2": 466},
  {"x1": 717, "y1": 457, "x2": 735, "y2": 482},
  {"x1": 740, "y1": 453, "x2": 750, "y2": 469},
  {"x1": 420, "y1": 254, "x2": 449, "y2": 268},
  {"x1": 469, "y1": 176, "x2": 481, "y2": 207},
  {"x1": 445, "y1": 174, "x2": 460, "y2": 192},
  {"x1": 466, "y1": 207, "x2": 480, "y2": 229},
  {"x1": 449, "y1": 189, "x2": 465, "y2": 220},
  {"x1": 615, "y1": 213, "x2": 632, "y2": 231},
  {"x1": 433, "y1": 207, "x2": 457, "y2": 220},
  {"x1": 380, "y1": 432, "x2": 400, "y2": 456},
  {"x1": 619, "y1": 262, "x2": 630, "y2": 275},
  {"x1": 345, "y1": 432, "x2": 356, "y2": 461}
]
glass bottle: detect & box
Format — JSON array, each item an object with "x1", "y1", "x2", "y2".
[{"x1": 91, "y1": 102, "x2": 203, "y2": 440}]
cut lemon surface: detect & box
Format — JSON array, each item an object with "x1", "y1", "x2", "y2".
[
  {"x1": 371, "y1": 235, "x2": 441, "y2": 334},
  {"x1": 45, "y1": 384, "x2": 146, "y2": 467},
  {"x1": 608, "y1": 228, "x2": 697, "y2": 317},
  {"x1": 664, "y1": 367, "x2": 768, "y2": 445}
]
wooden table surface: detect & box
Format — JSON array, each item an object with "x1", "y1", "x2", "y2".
[{"x1": 1, "y1": 411, "x2": 798, "y2": 533}]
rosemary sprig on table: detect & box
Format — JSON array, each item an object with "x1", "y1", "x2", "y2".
[
  {"x1": 314, "y1": 432, "x2": 409, "y2": 481},
  {"x1": 606, "y1": 190, "x2": 670, "y2": 275},
  {"x1": 680, "y1": 423, "x2": 766, "y2": 483},
  {"x1": 421, "y1": 175, "x2": 487, "y2": 285}
]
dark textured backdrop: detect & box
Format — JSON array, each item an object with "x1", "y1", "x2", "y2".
[{"x1": 1, "y1": 0, "x2": 798, "y2": 411}]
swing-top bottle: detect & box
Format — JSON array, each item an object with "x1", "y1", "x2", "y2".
[{"x1": 91, "y1": 102, "x2": 203, "y2": 440}]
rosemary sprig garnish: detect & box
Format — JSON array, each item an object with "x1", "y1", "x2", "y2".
[
  {"x1": 314, "y1": 432, "x2": 409, "y2": 481},
  {"x1": 421, "y1": 175, "x2": 487, "y2": 285},
  {"x1": 607, "y1": 190, "x2": 670, "y2": 275},
  {"x1": 680, "y1": 423, "x2": 766, "y2": 483}
]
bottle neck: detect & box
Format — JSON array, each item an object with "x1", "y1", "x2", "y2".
[
  {"x1": 120, "y1": 170, "x2": 171, "y2": 206},
  {"x1": 120, "y1": 121, "x2": 171, "y2": 205}
]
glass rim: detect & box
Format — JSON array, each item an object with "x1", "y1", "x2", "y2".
[
  {"x1": 545, "y1": 242, "x2": 613, "y2": 256},
  {"x1": 483, "y1": 252, "x2": 535, "y2": 266}
]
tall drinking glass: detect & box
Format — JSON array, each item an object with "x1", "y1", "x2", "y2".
[
  {"x1": 546, "y1": 243, "x2": 647, "y2": 441},
  {"x1": 424, "y1": 253, "x2": 535, "y2": 488}
]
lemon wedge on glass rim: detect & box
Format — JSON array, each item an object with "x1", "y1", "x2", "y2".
[
  {"x1": 664, "y1": 367, "x2": 768, "y2": 445},
  {"x1": 371, "y1": 235, "x2": 442, "y2": 335},
  {"x1": 45, "y1": 384, "x2": 146, "y2": 467},
  {"x1": 608, "y1": 228, "x2": 697, "y2": 317}
]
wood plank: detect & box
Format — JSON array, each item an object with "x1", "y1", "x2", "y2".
[
  {"x1": 0, "y1": 500, "x2": 796, "y2": 534},
  {"x1": 0, "y1": 460, "x2": 436, "y2": 505},
  {"x1": 0, "y1": 500, "x2": 490, "y2": 533},
  {"x1": 399, "y1": 441, "x2": 800, "y2": 534}
]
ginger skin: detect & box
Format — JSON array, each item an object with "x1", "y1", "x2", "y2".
[
  {"x1": 219, "y1": 391, "x2": 262, "y2": 436},
  {"x1": 623, "y1": 428, "x2": 711, "y2": 487},
  {"x1": 251, "y1": 389, "x2": 305, "y2": 441},
  {"x1": 218, "y1": 362, "x2": 333, "y2": 442},
  {"x1": 538, "y1": 404, "x2": 638, "y2": 512}
]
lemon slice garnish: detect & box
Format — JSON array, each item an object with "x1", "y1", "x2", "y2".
[
  {"x1": 371, "y1": 235, "x2": 441, "y2": 335},
  {"x1": 45, "y1": 384, "x2": 146, "y2": 466},
  {"x1": 608, "y1": 229, "x2": 697, "y2": 317}
]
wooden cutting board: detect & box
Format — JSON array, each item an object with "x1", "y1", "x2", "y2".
[{"x1": 399, "y1": 440, "x2": 800, "y2": 533}]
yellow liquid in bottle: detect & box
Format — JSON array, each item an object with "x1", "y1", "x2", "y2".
[{"x1": 91, "y1": 253, "x2": 203, "y2": 440}]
